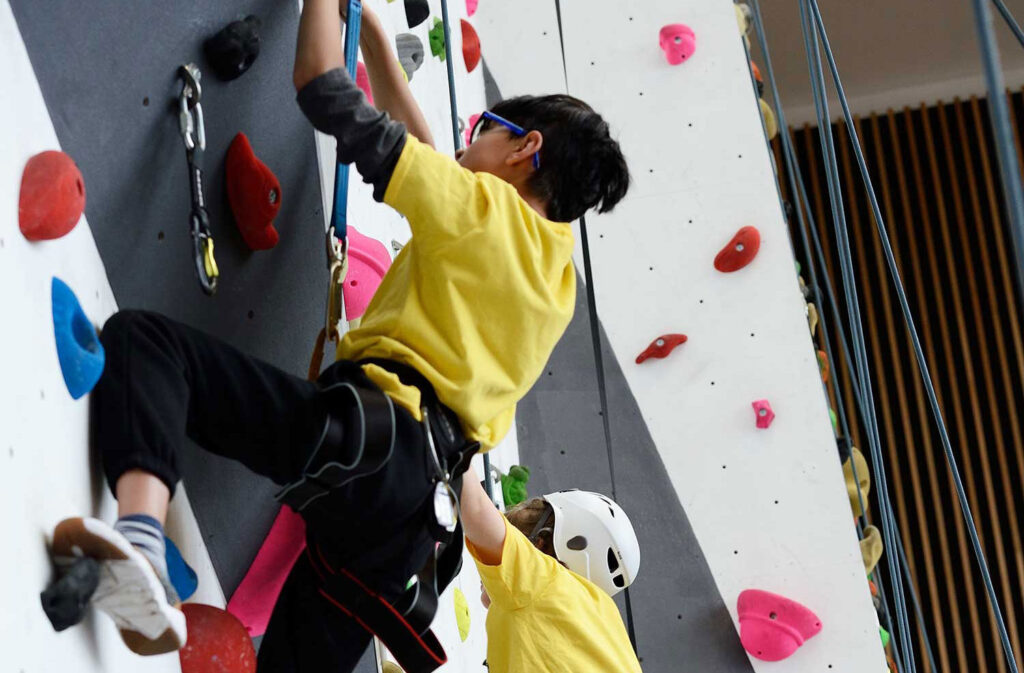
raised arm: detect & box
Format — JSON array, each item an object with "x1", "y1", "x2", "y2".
[
  {"x1": 292, "y1": 0, "x2": 407, "y2": 202},
  {"x1": 358, "y1": 7, "x2": 435, "y2": 147},
  {"x1": 460, "y1": 465, "x2": 507, "y2": 566}
]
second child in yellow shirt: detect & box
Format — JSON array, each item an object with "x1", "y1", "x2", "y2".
[{"x1": 461, "y1": 465, "x2": 644, "y2": 672}]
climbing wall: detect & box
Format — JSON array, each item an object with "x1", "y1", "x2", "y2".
[
  {"x1": 0, "y1": 3, "x2": 222, "y2": 671},
  {"x1": 479, "y1": 0, "x2": 889, "y2": 670}
]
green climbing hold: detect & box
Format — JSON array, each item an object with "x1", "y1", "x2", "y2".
[
  {"x1": 795, "y1": 261, "x2": 802, "y2": 274},
  {"x1": 880, "y1": 626, "x2": 890, "y2": 648},
  {"x1": 429, "y1": 17, "x2": 446, "y2": 60},
  {"x1": 829, "y1": 408, "x2": 838, "y2": 432},
  {"x1": 501, "y1": 465, "x2": 531, "y2": 507}
]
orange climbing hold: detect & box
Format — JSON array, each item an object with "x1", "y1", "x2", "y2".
[
  {"x1": 817, "y1": 350, "x2": 829, "y2": 382},
  {"x1": 179, "y1": 604, "x2": 256, "y2": 673},
  {"x1": 19, "y1": 150, "x2": 85, "y2": 241},
  {"x1": 461, "y1": 19, "x2": 481, "y2": 73},
  {"x1": 714, "y1": 226, "x2": 760, "y2": 272},
  {"x1": 636, "y1": 334, "x2": 687, "y2": 363}
]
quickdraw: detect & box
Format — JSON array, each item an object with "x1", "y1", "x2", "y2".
[{"x1": 177, "y1": 63, "x2": 219, "y2": 295}]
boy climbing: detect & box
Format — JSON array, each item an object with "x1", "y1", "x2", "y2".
[
  {"x1": 460, "y1": 465, "x2": 644, "y2": 672},
  {"x1": 48, "y1": 0, "x2": 630, "y2": 670}
]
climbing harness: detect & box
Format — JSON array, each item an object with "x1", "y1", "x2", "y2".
[
  {"x1": 177, "y1": 64, "x2": 219, "y2": 295},
  {"x1": 309, "y1": 1, "x2": 362, "y2": 379},
  {"x1": 279, "y1": 359, "x2": 477, "y2": 673}
]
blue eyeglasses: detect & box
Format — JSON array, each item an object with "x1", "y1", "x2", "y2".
[{"x1": 469, "y1": 110, "x2": 541, "y2": 170}]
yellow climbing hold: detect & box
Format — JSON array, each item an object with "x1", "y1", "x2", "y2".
[
  {"x1": 807, "y1": 302, "x2": 819, "y2": 337},
  {"x1": 382, "y1": 662, "x2": 403, "y2": 673},
  {"x1": 843, "y1": 446, "x2": 871, "y2": 518},
  {"x1": 454, "y1": 587, "x2": 471, "y2": 642},
  {"x1": 759, "y1": 99, "x2": 778, "y2": 140},
  {"x1": 860, "y1": 525, "x2": 883, "y2": 574}
]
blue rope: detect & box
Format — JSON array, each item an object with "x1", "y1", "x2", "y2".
[
  {"x1": 992, "y1": 0, "x2": 1024, "y2": 49},
  {"x1": 749, "y1": 3, "x2": 937, "y2": 668},
  {"x1": 329, "y1": 0, "x2": 363, "y2": 241},
  {"x1": 974, "y1": 0, "x2": 1024, "y2": 344},
  {"x1": 806, "y1": 0, "x2": 1021, "y2": 669},
  {"x1": 798, "y1": 3, "x2": 917, "y2": 670}
]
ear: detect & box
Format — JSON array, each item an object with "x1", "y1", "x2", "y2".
[{"x1": 506, "y1": 130, "x2": 543, "y2": 168}]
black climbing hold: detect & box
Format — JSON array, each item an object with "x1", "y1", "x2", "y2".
[
  {"x1": 40, "y1": 556, "x2": 100, "y2": 631},
  {"x1": 405, "y1": 0, "x2": 430, "y2": 28},
  {"x1": 204, "y1": 15, "x2": 262, "y2": 81}
]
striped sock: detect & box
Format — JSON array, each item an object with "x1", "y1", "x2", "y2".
[{"x1": 114, "y1": 514, "x2": 177, "y2": 602}]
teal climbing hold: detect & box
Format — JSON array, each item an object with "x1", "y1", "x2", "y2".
[
  {"x1": 501, "y1": 465, "x2": 531, "y2": 507},
  {"x1": 429, "y1": 17, "x2": 446, "y2": 60},
  {"x1": 165, "y1": 536, "x2": 198, "y2": 602},
  {"x1": 51, "y1": 278, "x2": 104, "y2": 400}
]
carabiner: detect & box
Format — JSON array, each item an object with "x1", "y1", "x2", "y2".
[
  {"x1": 178, "y1": 64, "x2": 218, "y2": 295},
  {"x1": 321, "y1": 225, "x2": 348, "y2": 342}
]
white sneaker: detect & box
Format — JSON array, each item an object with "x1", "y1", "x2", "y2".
[{"x1": 51, "y1": 517, "x2": 187, "y2": 655}]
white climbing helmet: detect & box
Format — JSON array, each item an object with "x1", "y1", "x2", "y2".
[{"x1": 541, "y1": 490, "x2": 641, "y2": 596}]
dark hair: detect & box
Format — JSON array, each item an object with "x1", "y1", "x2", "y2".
[{"x1": 487, "y1": 94, "x2": 630, "y2": 222}]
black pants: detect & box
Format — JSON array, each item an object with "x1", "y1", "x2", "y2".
[{"x1": 93, "y1": 310, "x2": 439, "y2": 672}]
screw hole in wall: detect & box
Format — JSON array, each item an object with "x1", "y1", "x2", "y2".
[
  {"x1": 247, "y1": 310, "x2": 255, "y2": 319},
  {"x1": 143, "y1": 96, "x2": 150, "y2": 107},
  {"x1": 157, "y1": 231, "x2": 165, "y2": 241}
]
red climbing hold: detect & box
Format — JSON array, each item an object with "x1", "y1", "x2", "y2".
[
  {"x1": 466, "y1": 0, "x2": 478, "y2": 16},
  {"x1": 461, "y1": 20, "x2": 481, "y2": 73},
  {"x1": 737, "y1": 589, "x2": 822, "y2": 662},
  {"x1": 19, "y1": 151, "x2": 85, "y2": 241},
  {"x1": 226, "y1": 133, "x2": 281, "y2": 251},
  {"x1": 714, "y1": 226, "x2": 761, "y2": 272},
  {"x1": 180, "y1": 604, "x2": 256, "y2": 673},
  {"x1": 356, "y1": 62, "x2": 374, "y2": 105},
  {"x1": 752, "y1": 400, "x2": 775, "y2": 429},
  {"x1": 659, "y1": 24, "x2": 696, "y2": 66},
  {"x1": 636, "y1": 334, "x2": 687, "y2": 364}
]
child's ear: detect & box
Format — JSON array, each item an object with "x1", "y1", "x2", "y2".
[{"x1": 508, "y1": 130, "x2": 543, "y2": 167}]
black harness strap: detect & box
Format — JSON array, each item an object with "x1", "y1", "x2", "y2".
[{"x1": 281, "y1": 357, "x2": 481, "y2": 671}]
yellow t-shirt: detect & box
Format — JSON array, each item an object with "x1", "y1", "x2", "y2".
[
  {"x1": 336, "y1": 135, "x2": 577, "y2": 450},
  {"x1": 466, "y1": 518, "x2": 642, "y2": 673}
]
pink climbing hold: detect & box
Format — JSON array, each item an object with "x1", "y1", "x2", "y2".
[
  {"x1": 465, "y1": 112, "x2": 482, "y2": 147},
  {"x1": 466, "y1": 0, "x2": 478, "y2": 17},
  {"x1": 227, "y1": 507, "x2": 306, "y2": 637},
  {"x1": 659, "y1": 24, "x2": 696, "y2": 66},
  {"x1": 19, "y1": 150, "x2": 86, "y2": 241},
  {"x1": 344, "y1": 226, "x2": 393, "y2": 321},
  {"x1": 737, "y1": 589, "x2": 822, "y2": 662},
  {"x1": 752, "y1": 400, "x2": 775, "y2": 429},
  {"x1": 356, "y1": 62, "x2": 374, "y2": 106}
]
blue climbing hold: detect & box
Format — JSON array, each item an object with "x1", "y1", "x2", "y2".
[
  {"x1": 51, "y1": 277, "x2": 104, "y2": 400},
  {"x1": 165, "y1": 536, "x2": 198, "y2": 602}
]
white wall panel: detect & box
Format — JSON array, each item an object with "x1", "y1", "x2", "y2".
[
  {"x1": 557, "y1": 0, "x2": 886, "y2": 669},
  {"x1": 0, "y1": 3, "x2": 219, "y2": 670}
]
